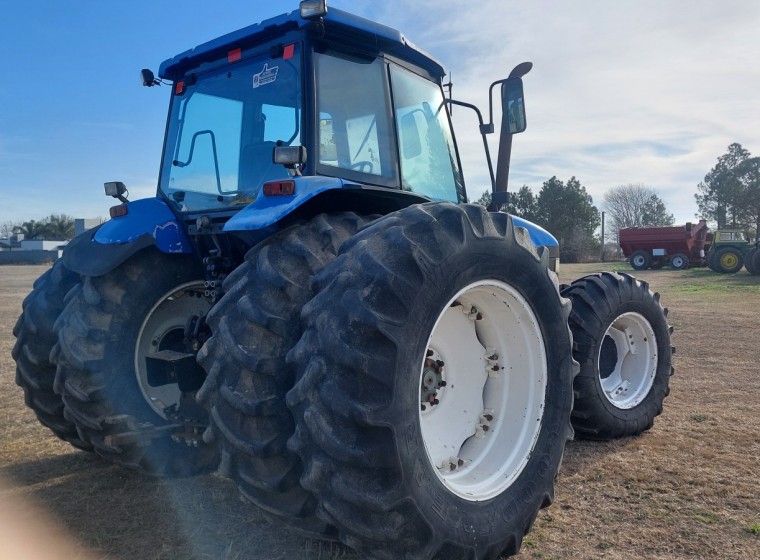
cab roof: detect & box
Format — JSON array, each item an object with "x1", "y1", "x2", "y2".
[{"x1": 159, "y1": 8, "x2": 446, "y2": 80}]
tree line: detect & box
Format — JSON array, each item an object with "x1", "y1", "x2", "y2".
[
  {"x1": 1, "y1": 214, "x2": 77, "y2": 241},
  {"x1": 695, "y1": 142, "x2": 760, "y2": 236}
]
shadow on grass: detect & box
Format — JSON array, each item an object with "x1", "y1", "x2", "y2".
[{"x1": 1, "y1": 452, "x2": 357, "y2": 560}]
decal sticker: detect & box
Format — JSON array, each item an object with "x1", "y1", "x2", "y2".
[{"x1": 253, "y1": 63, "x2": 279, "y2": 88}]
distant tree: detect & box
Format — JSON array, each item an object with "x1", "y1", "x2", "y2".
[
  {"x1": 603, "y1": 184, "x2": 674, "y2": 241},
  {"x1": 14, "y1": 220, "x2": 47, "y2": 240},
  {"x1": 12, "y1": 214, "x2": 75, "y2": 240},
  {"x1": 1, "y1": 220, "x2": 21, "y2": 238},
  {"x1": 506, "y1": 185, "x2": 538, "y2": 221},
  {"x1": 533, "y1": 176, "x2": 600, "y2": 263},
  {"x1": 474, "y1": 190, "x2": 492, "y2": 207},
  {"x1": 40, "y1": 214, "x2": 75, "y2": 240},
  {"x1": 736, "y1": 157, "x2": 760, "y2": 239},
  {"x1": 695, "y1": 143, "x2": 750, "y2": 228}
]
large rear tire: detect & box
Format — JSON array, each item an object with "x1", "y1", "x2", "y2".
[
  {"x1": 12, "y1": 260, "x2": 91, "y2": 450},
  {"x1": 286, "y1": 203, "x2": 576, "y2": 559},
  {"x1": 196, "y1": 213, "x2": 376, "y2": 537},
  {"x1": 52, "y1": 249, "x2": 218, "y2": 476},
  {"x1": 713, "y1": 247, "x2": 743, "y2": 273},
  {"x1": 744, "y1": 247, "x2": 758, "y2": 274},
  {"x1": 561, "y1": 272, "x2": 673, "y2": 440}
]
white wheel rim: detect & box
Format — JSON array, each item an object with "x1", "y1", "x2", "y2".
[
  {"x1": 598, "y1": 312, "x2": 657, "y2": 409},
  {"x1": 418, "y1": 280, "x2": 547, "y2": 501},
  {"x1": 633, "y1": 255, "x2": 645, "y2": 267},
  {"x1": 135, "y1": 282, "x2": 212, "y2": 418}
]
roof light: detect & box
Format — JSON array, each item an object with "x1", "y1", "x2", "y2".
[
  {"x1": 300, "y1": 0, "x2": 327, "y2": 20},
  {"x1": 175, "y1": 81, "x2": 185, "y2": 95},
  {"x1": 263, "y1": 180, "x2": 296, "y2": 196},
  {"x1": 228, "y1": 48, "x2": 242, "y2": 63}
]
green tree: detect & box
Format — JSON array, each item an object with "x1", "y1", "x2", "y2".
[
  {"x1": 474, "y1": 190, "x2": 492, "y2": 207},
  {"x1": 695, "y1": 143, "x2": 750, "y2": 228},
  {"x1": 736, "y1": 157, "x2": 760, "y2": 239},
  {"x1": 40, "y1": 214, "x2": 75, "y2": 240},
  {"x1": 12, "y1": 214, "x2": 75, "y2": 241},
  {"x1": 533, "y1": 176, "x2": 600, "y2": 263},
  {"x1": 506, "y1": 185, "x2": 538, "y2": 221}
]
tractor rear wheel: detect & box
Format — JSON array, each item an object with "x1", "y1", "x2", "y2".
[
  {"x1": 561, "y1": 272, "x2": 673, "y2": 440},
  {"x1": 713, "y1": 247, "x2": 743, "y2": 273},
  {"x1": 630, "y1": 251, "x2": 650, "y2": 270},
  {"x1": 196, "y1": 212, "x2": 376, "y2": 537},
  {"x1": 286, "y1": 203, "x2": 575, "y2": 559},
  {"x1": 12, "y1": 260, "x2": 91, "y2": 450},
  {"x1": 744, "y1": 247, "x2": 758, "y2": 274},
  {"x1": 670, "y1": 253, "x2": 689, "y2": 270},
  {"x1": 52, "y1": 249, "x2": 218, "y2": 476},
  {"x1": 750, "y1": 248, "x2": 760, "y2": 275}
]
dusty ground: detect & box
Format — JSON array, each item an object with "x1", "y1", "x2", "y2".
[{"x1": 1, "y1": 263, "x2": 758, "y2": 559}]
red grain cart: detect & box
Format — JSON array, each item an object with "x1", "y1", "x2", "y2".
[{"x1": 619, "y1": 220, "x2": 709, "y2": 270}]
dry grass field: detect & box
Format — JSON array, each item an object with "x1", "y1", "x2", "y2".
[{"x1": 1, "y1": 262, "x2": 758, "y2": 559}]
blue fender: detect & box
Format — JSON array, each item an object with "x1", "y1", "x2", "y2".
[
  {"x1": 511, "y1": 215, "x2": 559, "y2": 248},
  {"x1": 224, "y1": 176, "x2": 347, "y2": 232},
  {"x1": 94, "y1": 197, "x2": 192, "y2": 253},
  {"x1": 61, "y1": 197, "x2": 192, "y2": 277}
]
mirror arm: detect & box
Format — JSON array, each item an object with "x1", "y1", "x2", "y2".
[{"x1": 446, "y1": 99, "x2": 495, "y2": 191}]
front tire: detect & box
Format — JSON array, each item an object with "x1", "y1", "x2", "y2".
[
  {"x1": 52, "y1": 249, "x2": 218, "y2": 476},
  {"x1": 12, "y1": 260, "x2": 91, "y2": 450},
  {"x1": 286, "y1": 203, "x2": 576, "y2": 559},
  {"x1": 196, "y1": 213, "x2": 376, "y2": 537},
  {"x1": 561, "y1": 272, "x2": 673, "y2": 440}
]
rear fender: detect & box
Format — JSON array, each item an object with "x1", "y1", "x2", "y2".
[
  {"x1": 223, "y1": 176, "x2": 346, "y2": 232},
  {"x1": 62, "y1": 198, "x2": 192, "y2": 277}
]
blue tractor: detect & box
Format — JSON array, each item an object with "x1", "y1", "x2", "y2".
[{"x1": 12, "y1": 2, "x2": 673, "y2": 557}]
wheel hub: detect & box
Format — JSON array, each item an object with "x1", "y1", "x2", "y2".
[
  {"x1": 598, "y1": 312, "x2": 657, "y2": 409},
  {"x1": 418, "y1": 280, "x2": 547, "y2": 501}
]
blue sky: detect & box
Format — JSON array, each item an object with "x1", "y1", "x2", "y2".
[{"x1": 2, "y1": 0, "x2": 759, "y2": 227}]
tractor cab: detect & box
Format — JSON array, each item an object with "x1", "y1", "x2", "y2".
[{"x1": 152, "y1": 2, "x2": 524, "y2": 225}]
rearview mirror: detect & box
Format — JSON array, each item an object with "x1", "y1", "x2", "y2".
[{"x1": 502, "y1": 78, "x2": 527, "y2": 134}]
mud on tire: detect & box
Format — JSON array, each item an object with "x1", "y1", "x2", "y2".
[
  {"x1": 196, "y1": 212, "x2": 377, "y2": 537},
  {"x1": 12, "y1": 260, "x2": 91, "y2": 450},
  {"x1": 561, "y1": 272, "x2": 673, "y2": 440},
  {"x1": 52, "y1": 249, "x2": 218, "y2": 476},
  {"x1": 286, "y1": 203, "x2": 576, "y2": 559}
]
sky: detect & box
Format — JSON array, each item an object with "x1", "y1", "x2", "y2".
[{"x1": 1, "y1": 0, "x2": 759, "y2": 227}]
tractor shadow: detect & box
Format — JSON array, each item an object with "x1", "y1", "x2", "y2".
[{"x1": 1, "y1": 452, "x2": 357, "y2": 560}]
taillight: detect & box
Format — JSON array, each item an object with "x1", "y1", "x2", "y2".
[
  {"x1": 263, "y1": 180, "x2": 296, "y2": 196},
  {"x1": 110, "y1": 205, "x2": 128, "y2": 218}
]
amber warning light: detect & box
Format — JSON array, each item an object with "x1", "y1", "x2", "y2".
[{"x1": 263, "y1": 180, "x2": 296, "y2": 196}]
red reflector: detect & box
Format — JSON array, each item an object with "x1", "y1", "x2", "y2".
[
  {"x1": 228, "y1": 48, "x2": 242, "y2": 63},
  {"x1": 175, "y1": 81, "x2": 185, "y2": 95},
  {"x1": 110, "y1": 205, "x2": 128, "y2": 218},
  {"x1": 263, "y1": 180, "x2": 296, "y2": 196},
  {"x1": 283, "y1": 44, "x2": 295, "y2": 60}
]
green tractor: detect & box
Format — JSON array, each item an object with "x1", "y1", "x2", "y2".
[{"x1": 706, "y1": 229, "x2": 757, "y2": 273}]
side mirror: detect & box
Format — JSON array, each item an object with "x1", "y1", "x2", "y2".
[
  {"x1": 502, "y1": 78, "x2": 527, "y2": 134},
  {"x1": 399, "y1": 112, "x2": 423, "y2": 159}
]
